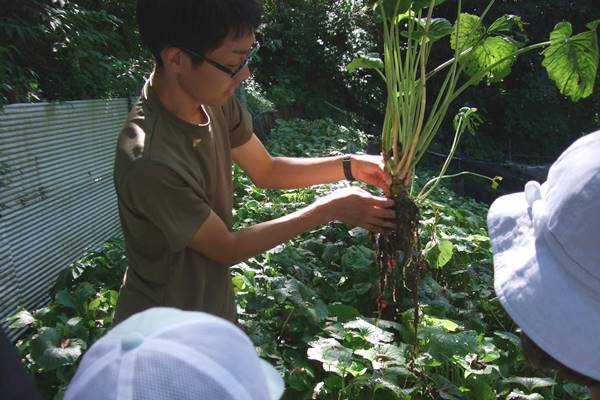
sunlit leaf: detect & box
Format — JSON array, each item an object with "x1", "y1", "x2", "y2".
[
  {"x1": 464, "y1": 36, "x2": 520, "y2": 84},
  {"x1": 8, "y1": 309, "x2": 36, "y2": 329},
  {"x1": 355, "y1": 343, "x2": 406, "y2": 369},
  {"x1": 423, "y1": 315, "x2": 461, "y2": 332},
  {"x1": 542, "y1": 21, "x2": 599, "y2": 102},
  {"x1": 451, "y1": 13, "x2": 484, "y2": 52},
  {"x1": 436, "y1": 240, "x2": 454, "y2": 268},
  {"x1": 307, "y1": 338, "x2": 353, "y2": 376},
  {"x1": 344, "y1": 318, "x2": 394, "y2": 344},
  {"x1": 347, "y1": 53, "x2": 384, "y2": 73},
  {"x1": 503, "y1": 376, "x2": 557, "y2": 392}
]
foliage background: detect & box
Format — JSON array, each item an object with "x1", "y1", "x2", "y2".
[
  {"x1": 3, "y1": 0, "x2": 599, "y2": 162},
  {"x1": 3, "y1": 1, "x2": 600, "y2": 398}
]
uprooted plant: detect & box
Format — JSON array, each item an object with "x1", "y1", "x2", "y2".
[{"x1": 348, "y1": 0, "x2": 599, "y2": 342}]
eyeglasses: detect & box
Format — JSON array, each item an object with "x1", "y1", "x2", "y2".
[{"x1": 181, "y1": 42, "x2": 260, "y2": 78}]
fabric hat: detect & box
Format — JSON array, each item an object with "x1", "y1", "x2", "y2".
[
  {"x1": 64, "y1": 307, "x2": 284, "y2": 400},
  {"x1": 487, "y1": 130, "x2": 600, "y2": 381}
]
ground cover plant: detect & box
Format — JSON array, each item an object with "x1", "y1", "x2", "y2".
[
  {"x1": 7, "y1": 240, "x2": 126, "y2": 399},
  {"x1": 7, "y1": 117, "x2": 593, "y2": 399},
  {"x1": 346, "y1": 0, "x2": 599, "y2": 332}
]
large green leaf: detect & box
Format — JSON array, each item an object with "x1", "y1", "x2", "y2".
[
  {"x1": 307, "y1": 338, "x2": 353, "y2": 376},
  {"x1": 436, "y1": 240, "x2": 454, "y2": 268},
  {"x1": 464, "y1": 36, "x2": 520, "y2": 84},
  {"x1": 355, "y1": 343, "x2": 406, "y2": 370},
  {"x1": 30, "y1": 327, "x2": 86, "y2": 371},
  {"x1": 347, "y1": 53, "x2": 384, "y2": 74},
  {"x1": 8, "y1": 309, "x2": 36, "y2": 329},
  {"x1": 503, "y1": 376, "x2": 557, "y2": 392},
  {"x1": 542, "y1": 21, "x2": 600, "y2": 102},
  {"x1": 38, "y1": 339, "x2": 85, "y2": 371},
  {"x1": 450, "y1": 13, "x2": 484, "y2": 52},
  {"x1": 343, "y1": 318, "x2": 394, "y2": 344}
]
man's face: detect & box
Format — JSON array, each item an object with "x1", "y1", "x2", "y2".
[{"x1": 176, "y1": 32, "x2": 255, "y2": 107}]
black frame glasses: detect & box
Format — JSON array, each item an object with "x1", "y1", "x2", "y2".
[{"x1": 181, "y1": 42, "x2": 260, "y2": 78}]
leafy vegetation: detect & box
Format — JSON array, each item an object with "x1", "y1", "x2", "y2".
[
  {"x1": 0, "y1": 0, "x2": 150, "y2": 104},
  {"x1": 7, "y1": 240, "x2": 126, "y2": 399},
  {"x1": 9, "y1": 117, "x2": 593, "y2": 399}
]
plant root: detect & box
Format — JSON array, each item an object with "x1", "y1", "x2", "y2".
[{"x1": 375, "y1": 188, "x2": 426, "y2": 347}]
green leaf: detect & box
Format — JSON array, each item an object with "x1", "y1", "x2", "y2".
[
  {"x1": 355, "y1": 343, "x2": 406, "y2": 369},
  {"x1": 347, "y1": 53, "x2": 384, "y2": 73},
  {"x1": 328, "y1": 303, "x2": 360, "y2": 322},
  {"x1": 343, "y1": 318, "x2": 394, "y2": 344},
  {"x1": 55, "y1": 289, "x2": 77, "y2": 310},
  {"x1": 506, "y1": 390, "x2": 544, "y2": 400},
  {"x1": 562, "y1": 383, "x2": 592, "y2": 399},
  {"x1": 423, "y1": 315, "x2": 460, "y2": 332},
  {"x1": 405, "y1": 18, "x2": 453, "y2": 42},
  {"x1": 436, "y1": 240, "x2": 454, "y2": 268},
  {"x1": 469, "y1": 375, "x2": 496, "y2": 400},
  {"x1": 502, "y1": 376, "x2": 557, "y2": 392},
  {"x1": 8, "y1": 309, "x2": 36, "y2": 329},
  {"x1": 307, "y1": 338, "x2": 353, "y2": 376},
  {"x1": 487, "y1": 15, "x2": 524, "y2": 34},
  {"x1": 464, "y1": 36, "x2": 520, "y2": 84},
  {"x1": 427, "y1": 18, "x2": 454, "y2": 41},
  {"x1": 451, "y1": 13, "x2": 484, "y2": 52},
  {"x1": 542, "y1": 21, "x2": 599, "y2": 102},
  {"x1": 38, "y1": 338, "x2": 85, "y2": 371},
  {"x1": 423, "y1": 328, "x2": 479, "y2": 359},
  {"x1": 340, "y1": 245, "x2": 374, "y2": 270}
]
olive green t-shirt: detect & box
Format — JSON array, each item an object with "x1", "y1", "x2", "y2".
[{"x1": 112, "y1": 79, "x2": 253, "y2": 325}]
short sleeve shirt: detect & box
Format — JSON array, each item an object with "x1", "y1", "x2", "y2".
[{"x1": 112, "y1": 78, "x2": 253, "y2": 324}]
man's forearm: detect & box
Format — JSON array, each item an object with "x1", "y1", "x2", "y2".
[
  {"x1": 258, "y1": 155, "x2": 346, "y2": 189},
  {"x1": 224, "y1": 198, "x2": 332, "y2": 265}
]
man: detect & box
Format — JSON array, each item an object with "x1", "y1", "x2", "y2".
[{"x1": 112, "y1": 0, "x2": 396, "y2": 324}]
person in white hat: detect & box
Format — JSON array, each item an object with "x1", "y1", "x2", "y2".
[
  {"x1": 487, "y1": 130, "x2": 600, "y2": 398},
  {"x1": 64, "y1": 308, "x2": 284, "y2": 400}
]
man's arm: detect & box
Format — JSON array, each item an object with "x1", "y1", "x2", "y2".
[
  {"x1": 190, "y1": 186, "x2": 395, "y2": 265},
  {"x1": 232, "y1": 134, "x2": 391, "y2": 193}
]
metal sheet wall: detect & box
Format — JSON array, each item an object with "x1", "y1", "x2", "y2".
[{"x1": 0, "y1": 98, "x2": 132, "y2": 339}]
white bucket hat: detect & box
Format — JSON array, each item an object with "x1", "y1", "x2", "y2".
[
  {"x1": 64, "y1": 308, "x2": 284, "y2": 400},
  {"x1": 487, "y1": 130, "x2": 600, "y2": 381}
]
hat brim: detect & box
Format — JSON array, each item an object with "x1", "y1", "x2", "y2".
[
  {"x1": 259, "y1": 359, "x2": 285, "y2": 400},
  {"x1": 488, "y1": 191, "x2": 600, "y2": 381}
]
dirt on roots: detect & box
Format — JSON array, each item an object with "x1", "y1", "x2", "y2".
[{"x1": 375, "y1": 189, "x2": 425, "y2": 326}]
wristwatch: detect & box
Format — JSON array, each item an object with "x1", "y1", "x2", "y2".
[{"x1": 342, "y1": 155, "x2": 355, "y2": 181}]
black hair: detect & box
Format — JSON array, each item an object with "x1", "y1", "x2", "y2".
[
  {"x1": 136, "y1": 0, "x2": 262, "y2": 67},
  {"x1": 521, "y1": 332, "x2": 600, "y2": 390}
]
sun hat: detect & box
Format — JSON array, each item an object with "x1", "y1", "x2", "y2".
[
  {"x1": 487, "y1": 130, "x2": 600, "y2": 381},
  {"x1": 64, "y1": 307, "x2": 284, "y2": 400}
]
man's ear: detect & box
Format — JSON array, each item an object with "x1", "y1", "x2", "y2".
[{"x1": 161, "y1": 47, "x2": 186, "y2": 73}]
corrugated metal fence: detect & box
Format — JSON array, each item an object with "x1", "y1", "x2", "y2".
[{"x1": 0, "y1": 98, "x2": 133, "y2": 338}]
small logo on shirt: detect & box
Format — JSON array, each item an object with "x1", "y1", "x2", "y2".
[{"x1": 192, "y1": 138, "x2": 202, "y2": 147}]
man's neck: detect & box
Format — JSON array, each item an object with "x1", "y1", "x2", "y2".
[
  {"x1": 150, "y1": 68, "x2": 207, "y2": 125},
  {"x1": 592, "y1": 387, "x2": 600, "y2": 400}
]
